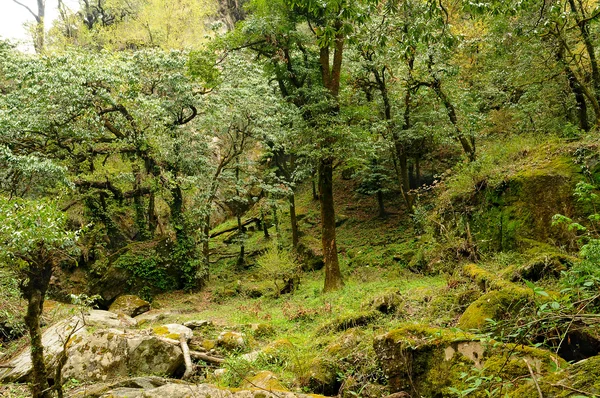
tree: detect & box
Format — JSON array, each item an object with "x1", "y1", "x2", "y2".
[
  {"x1": 12, "y1": 0, "x2": 45, "y2": 53},
  {"x1": 0, "y1": 198, "x2": 76, "y2": 398}
]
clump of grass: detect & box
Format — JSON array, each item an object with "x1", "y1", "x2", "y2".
[{"x1": 256, "y1": 244, "x2": 301, "y2": 296}]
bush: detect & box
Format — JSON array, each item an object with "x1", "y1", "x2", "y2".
[{"x1": 256, "y1": 245, "x2": 301, "y2": 295}]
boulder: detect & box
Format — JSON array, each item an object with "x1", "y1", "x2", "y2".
[
  {"x1": 374, "y1": 325, "x2": 565, "y2": 396},
  {"x1": 0, "y1": 310, "x2": 135, "y2": 383},
  {"x1": 240, "y1": 370, "x2": 287, "y2": 391},
  {"x1": 152, "y1": 324, "x2": 193, "y2": 340},
  {"x1": 68, "y1": 378, "x2": 327, "y2": 398},
  {"x1": 63, "y1": 330, "x2": 184, "y2": 382},
  {"x1": 217, "y1": 331, "x2": 245, "y2": 350},
  {"x1": 109, "y1": 295, "x2": 150, "y2": 317},
  {"x1": 183, "y1": 320, "x2": 212, "y2": 329},
  {"x1": 458, "y1": 287, "x2": 532, "y2": 330}
]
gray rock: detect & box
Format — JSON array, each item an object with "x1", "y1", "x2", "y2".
[
  {"x1": 183, "y1": 320, "x2": 212, "y2": 329},
  {"x1": 152, "y1": 324, "x2": 193, "y2": 340},
  {"x1": 109, "y1": 295, "x2": 150, "y2": 317}
]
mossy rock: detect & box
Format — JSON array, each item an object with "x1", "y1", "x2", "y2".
[
  {"x1": 316, "y1": 310, "x2": 379, "y2": 335},
  {"x1": 217, "y1": 331, "x2": 245, "y2": 350},
  {"x1": 109, "y1": 295, "x2": 150, "y2": 318},
  {"x1": 502, "y1": 252, "x2": 576, "y2": 282},
  {"x1": 513, "y1": 354, "x2": 600, "y2": 397},
  {"x1": 240, "y1": 370, "x2": 288, "y2": 391},
  {"x1": 374, "y1": 324, "x2": 566, "y2": 397},
  {"x1": 462, "y1": 263, "x2": 513, "y2": 292},
  {"x1": 458, "y1": 287, "x2": 533, "y2": 330},
  {"x1": 250, "y1": 323, "x2": 275, "y2": 338},
  {"x1": 152, "y1": 324, "x2": 193, "y2": 340},
  {"x1": 299, "y1": 356, "x2": 341, "y2": 396},
  {"x1": 366, "y1": 291, "x2": 403, "y2": 315}
]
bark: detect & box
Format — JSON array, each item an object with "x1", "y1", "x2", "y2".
[
  {"x1": 377, "y1": 190, "x2": 386, "y2": 218},
  {"x1": 567, "y1": 0, "x2": 600, "y2": 99},
  {"x1": 21, "y1": 260, "x2": 53, "y2": 398},
  {"x1": 432, "y1": 80, "x2": 476, "y2": 161},
  {"x1": 289, "y1": 193, "x2": 299, "y2": 249},
  {"x1": 319, "y1": 157, "x2": 343, "y2": 292},
  {"x1": 236, "y1": 215, "x2": 245, "y2": 268},
  {"x1": 556, "y1": 45, "x2": 590, "y2": 131}
]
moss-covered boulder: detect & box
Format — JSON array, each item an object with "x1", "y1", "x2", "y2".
[
  {"x1": 501, "y1": 252, "x2": 576, "y2": 282},
  {"x1": 152, "y1": 324, "x2": 193, "y2": 340},
  {"x1": 240, "y1": 370, "x2": 288, "y2": 391},
  {"x1": 458, "y1": 287, "x2": 533, "y2": 330},
  {"x1": 62, "y1": 330, "x2": 184, "y2": 382},
  {"x1": 316, "y1": 310, "x2": 379, "y2": 334},
  {"x1": 218, "y1": 331, "x2": 246, "y2": 350},
  {"x1": 109, "y1": 294, "x2": 150, "y2": 317},
  {"x1": 513, "y1": 354, "x2": 600, "y2": 397},
  {"x1": 374, "y1": 325, "x2": 565, "y2": 397}
]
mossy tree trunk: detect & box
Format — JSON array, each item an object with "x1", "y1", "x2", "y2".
[{"x1": 20, "y1": 255, "x2": 54, "y2": 398}]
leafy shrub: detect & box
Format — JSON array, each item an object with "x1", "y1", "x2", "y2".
[{"x1": 256, "y1": 245, "x2": 301, "y2": 295}]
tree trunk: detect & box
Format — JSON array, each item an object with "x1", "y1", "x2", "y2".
[
  {"x1": 377, "y1": 190, "x2": 386, "y2": 218},
  {"x1": 319, "y1": 157, "x2": 343, "y2": 292},
  {"x1": 433, "y1": 81, "x2": 476, "y2": 161},
  {"x1": 289, "y1": 193, "x2": 299, "y2": 249},
  {"x1": 22, "y1": 262, "x2": 53, "y2": 398},
  {"x1": 567, "y1": 0, "x2": 600, "y2": 99},
  {"x1": 236, "y1": 215, "x2": 245, "y2": 268}
]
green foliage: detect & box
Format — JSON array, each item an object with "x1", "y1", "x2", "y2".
[
  {"x1": 113, "y1": 252, "x2": 178, "y2": 297},
  {"x1": 0, "y1": 197, "x2": 76, "y2": 266},
  {"x1": 256, "y1": 244, "x2": 301, "y2": 294}
]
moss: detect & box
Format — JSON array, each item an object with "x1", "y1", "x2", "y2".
[
  {"x1": 151, "y1": 326, "x2": 180, "y2": 340},
  {"x1": 240, "y1": 370, "x2": 288, "y2": 391},
  {"x1": 316, "y1": 310, "x2": 379, "y2": 335},
  {"x1": 462, "y1": 263, "x2": 513, "y2": 291},
  {"x1": 458, "y1": 287, "x2": 533, "y2": 330},
  {"x1": 375, "y1": 325, "x2": 566, "y2": 397}
]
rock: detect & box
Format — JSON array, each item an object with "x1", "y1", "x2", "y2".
[
  {"x1": 512, "y1": 355, "x2": 600, "y2": 397},
  {"x1": 86, "y1": 309, "x2": 138, "y2": 328},
  {"x1": 62, "y1": 329, "x2": 184, "y2": 382},
  {"x1": 367, "y1": 291, "x2": 402, "y2": 314},
  {"x1": 250, "y1": 323, "x2": 275, "y2": 337},
  {"x1": 457, "y1": 287, "x2": 533, "y2": 330},
  {"x1": 214, "y1": 368, "x2": 228, "y2": 378},
  {"x1": 241, "y1": 370, "x2": 287, "y2": 391},
  {"x1": 316, "y1": 310, "x2": 379, "y2": 334},
  {"x1": 135, "y1": 310, "x2": 171, "y2": 325},
  {"x1": 504, "y1": 253, "x2": 576, "y2": 282},
  {"x1": 217, "y1": 331, "x2": 245, "y2": 349},
  {"x1": 183, "y1": 320, "x2": 212, "y2": 329},
  {"x1": 109, "y1": 295, "x2": 150, "y2": 317},
  {"x1": 153, "y1": 324, "x2": 193, "y2": 340},
  {"x1": 374, "y1": 324, "x2": 565, "y2": 396},
  {"x1": 0, "y1": 318, "x2": 86, "y2": 382},
  {"x1": 241, "y1": 350, "x2": 261, "y2": 362}
]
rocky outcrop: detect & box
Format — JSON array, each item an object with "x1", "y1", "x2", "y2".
[
  {"x1": 0, "y1": 310, "x2": 136, "y2": 383},
  {"x1": 0, "y1": 311, "x2": 186, "y2": 384},
  {"x1": 374, "y1": 325, "x2": 565, "y2": 397},
  {"x1": 109, "y1": 295, "x2": 150, "y2": 317}
]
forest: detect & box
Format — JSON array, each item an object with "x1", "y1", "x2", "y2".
[{"x1": 2, "y1": 0, "x2": 600, "y2": 397}]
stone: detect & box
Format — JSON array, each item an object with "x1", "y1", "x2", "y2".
[
  {"x1": 135, "y1": 310, "x2": 171, "y2": 325},
  {"x1": 374, "y1": 324, "x2": 566, "y2": 396},
  {"x1": 217, "y1": 331, "x2": 245, "y2": 349},
  {"x1": 183, "y1": 319, "x2": 212, "y2": 329},
  {"x1": 152, "y1": 324, "x2": 193, "y2": 340},
  {"x1": 109, "y1": 295, "x2": 150, "y2": 317},
  {"x1": 250, "y1": 323, "x2": 275, "y2": 337},
  {"x1": 241, "y1": 370, "x2": 287, "y2": 391},
  {"x1": 62, "y1": 330, "x2": 184, "y2": 382},
  {"x1": 241, "y1": 350, "x2": 261, "y2": 362}
]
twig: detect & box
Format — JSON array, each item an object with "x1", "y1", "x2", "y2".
[
  {"x1": 550, "y1": 382, "x2": 594, "y2": 395},
  {"x1": 524, "y1": 358, "x2": 543, "y2": 398},
  {"x1": 189, "y1": 350, "x2": 225, "y2": 365}
]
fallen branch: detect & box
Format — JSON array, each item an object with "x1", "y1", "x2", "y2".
[
  {"x1": 524, "y1": 358, "x2": 543, "y2": 398},
  {"x1": 189, "y1": 350, "x2": 225, "y2": 365},
  {"x1": 180, "y1": 335, "x2": 194, "y2": 380},
  {"x1": 210, "y1": 217, "x2": 260, "y2": 238}
]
